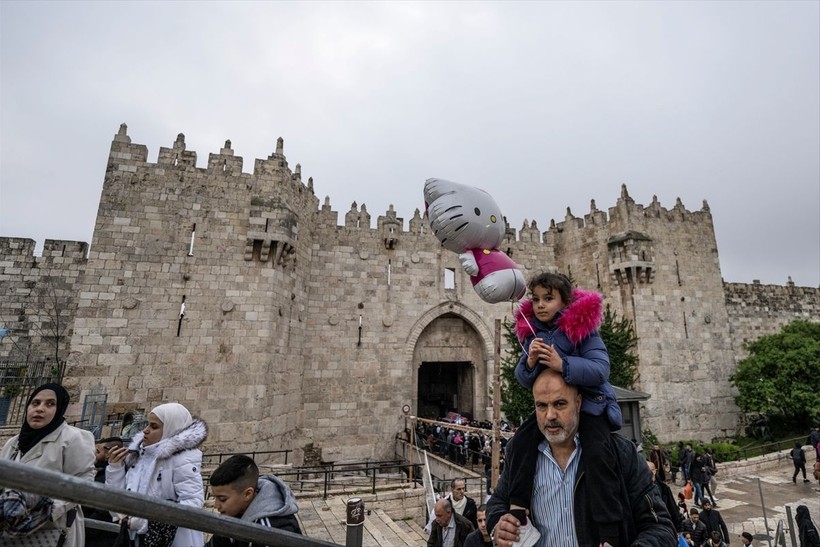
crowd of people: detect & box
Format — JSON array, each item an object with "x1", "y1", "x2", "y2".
[
  {"x1": 1, "y1": 270, "x2": 818, "y2": 547},
  {"x1": 0, "y1": 383, "x2": 301, "y2": 547}
]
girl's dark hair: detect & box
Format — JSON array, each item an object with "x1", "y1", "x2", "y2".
[{"x1": 528, "y1": 272, "x2": 573, "y2": 304}]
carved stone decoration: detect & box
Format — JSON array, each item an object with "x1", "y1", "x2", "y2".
[{"x1": 383, "y1": 304, "x2": 396, "y2": 327}]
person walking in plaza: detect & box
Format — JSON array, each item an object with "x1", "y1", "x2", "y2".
[
  {"x1": 0, "y1": 383, "x2": 96, "y2": 547},
  {"x1": 650, "y1": 444, "x2": 669, "y2": 483},
  {"x1": 704, "y1": 448, "x2": 719, "y2": 500},
  {"x1": 428, "y1": 498, "x2": 474, "y2": 547},
  {"x1": 796, "y1": 505, "x2": 820, "y2": 547},
  {"x1": 647, "y1": 460, "x2": 682, "y2": 533},
  {"x1": 791, "y1": 441, "x2": 811, "y2": 483},
  {"x1": 807, "y1": 427, "x2": 820, "y2": 455},
  {"x1": 681, "y1": 509, "x2": 707, "y2": 546},
  {"x1": 464, "y1": 505, "x2": 493, "y2": 547},
  {"x1": 699, "y1": 500, "x2": 729, "y2": 545},
  {"x1": 704, "y1": 530, "x2": 728, "y2": 547},
  {"x1": 690, "y1": 453, "x2": 706, "y2": 507},
  {"x1": 507, "y1": 272, "x2": 626, "y2": 547},
  {"x1": 445, "y1": 478, "x2": 478, "y2": 530},
  {"x1": 683, "y1": 444, "x2": 695, "y2": 486},
  {"x1": 486, "y1": 368, "x2": 675, "y2": 547},
  {"x1": 676, "y1": 492, "x2": 688, "y2": 524},
  {"x1": 106, "y1": 402, "x2": 208, "y2": 547},
  {"x1": 740, "y1": 531, "x2": 755, "y2": 546},
  {"x1": 701, "y1": 459, "x2": 717, "y2": 506}
]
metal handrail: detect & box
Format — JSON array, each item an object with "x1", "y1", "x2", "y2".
[
  {"x1": 283, "y1": 461, "x2": 423, "y2": 498},
  {"x1": 202, "y1": 449, "x2": 292, "y2": 465},
  {"x1": 0, "y1": 459, "x2": 346, "y2": 547}
]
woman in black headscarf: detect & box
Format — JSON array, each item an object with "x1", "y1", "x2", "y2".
[{"x1": 0, "y1": 383, "x2": 95, "y2": 546}]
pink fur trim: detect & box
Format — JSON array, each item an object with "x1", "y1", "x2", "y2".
[{"x1": 514, "y1": 289, "x2": 603, "y2": 345}]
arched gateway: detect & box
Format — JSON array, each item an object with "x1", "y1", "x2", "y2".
[{"x1": 406, "y1": 302, "x2": 496, "y2": 422}]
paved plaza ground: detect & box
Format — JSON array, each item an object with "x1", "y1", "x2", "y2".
[{"x1": 671, "y1": 466, "x2": 820, "y2": 543}]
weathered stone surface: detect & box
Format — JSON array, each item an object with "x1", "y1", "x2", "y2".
[{"x1": 1, "y1": 128, "x2": 818, "y2": 463}]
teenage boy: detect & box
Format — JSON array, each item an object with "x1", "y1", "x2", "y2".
[
  {"x1": 209, "y1": 454, "x2": 301, "y2": 546},
  {"x1": 464, "y1": 505, "x2": 493, "y2": 547}
]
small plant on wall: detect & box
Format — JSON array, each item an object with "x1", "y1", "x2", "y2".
[{"x1": 0, "y1": 367, "x2": 26, "y2": 399}]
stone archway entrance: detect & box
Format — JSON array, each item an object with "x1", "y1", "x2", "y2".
[
  {"x1": 417, "y1": 361, "x2": 473, "y2": 420},
  {"x1": 412, "y1": 312, "x2": 489, "y2": 421}
]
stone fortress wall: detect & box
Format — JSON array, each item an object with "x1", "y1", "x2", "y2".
[
  {"x1": 725, "y1": 281, "x2": 820, "y2": 357},
  {"x1": 1, "y1": 125, "x2": 817, "y2": 463},
  {"x1": 0, "y1": 238, "x2": 88, "y2": 364}
]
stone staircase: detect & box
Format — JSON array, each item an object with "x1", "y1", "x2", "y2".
[{"x1": 297, "y1": 495, "x2": 428, "y2": 546}]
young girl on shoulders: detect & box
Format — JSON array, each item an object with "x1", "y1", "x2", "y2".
[{"x1": 508, "y1": 272, "x2": 624, "y2": 547}]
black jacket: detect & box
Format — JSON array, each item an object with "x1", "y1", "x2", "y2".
[
  {"x1": 463, "y1": 529, "x2": 493, "y2": 547},
  {"x1": 699, "y1": 507, "x2": 729, "y2": 543},
  {"x1": 486, "y1": 432, "x2": 676, "y2": 546},
  {"x1": 681, "y1": 518, "x2": 707, "y2": 546},
  {"x1": 427, "y1": 512, "x2": 474, "y2": 547},
  {"x1": 656, "y1": 479, "x2": 682, "y2": 532},
  {"x1": 796, "y1": 505, "x2": 820, "y2": 547}
]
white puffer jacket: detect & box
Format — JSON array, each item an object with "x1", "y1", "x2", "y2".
[{"x1": 106, "y1": 419, "x2": 207, "y2": 547}]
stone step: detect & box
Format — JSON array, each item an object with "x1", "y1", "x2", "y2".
[{"x1": 296, "y1": 496, "x2": 426, "y2": 546}]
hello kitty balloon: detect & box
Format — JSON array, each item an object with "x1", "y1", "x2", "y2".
[{"x1": 424, "y1": 178, "x2": 526, "y2": 304}]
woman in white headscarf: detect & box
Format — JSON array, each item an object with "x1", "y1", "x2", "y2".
[{"x1": 107, "y1": 402, "x2": 207, "y2": 546}]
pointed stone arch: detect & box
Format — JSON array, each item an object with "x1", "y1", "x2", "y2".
[{"x1": 405, "y1": 302, "x2": 497, "y2": 421}]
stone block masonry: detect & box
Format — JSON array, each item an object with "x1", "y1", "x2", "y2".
[{"x1": 1, "y1": 123, "x2": 817, "y2": 464}]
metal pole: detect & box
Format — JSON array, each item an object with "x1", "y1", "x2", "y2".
[
  {"x1": 491, "y1": 319, "x2": 502, "y2": 492},
  {"x1": 758, "y1": 478, "x2": 773, "y2": 547},
  {"x1": 409, "y1": 416, "x2": 415, "y2": 483},
  {"x1": 345, "y1": 497, "x2": 364, "y2": 547},
  {"x1": 785, "y1": 505, "x2": 797, "y2": 547}
]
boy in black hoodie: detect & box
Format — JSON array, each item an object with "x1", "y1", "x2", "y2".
[{"x1": 209, "y1": 454, "x2": 301, "y2": 546}]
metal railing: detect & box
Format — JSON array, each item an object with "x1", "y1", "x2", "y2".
[
  {"x1": 0, "y1": 459, "x2": 355, "y2": 547},
  {"x1": 203, "y1": 448, "x2": 292, "y2": 466},
  {"x1": 730, "y1": 436, "x2": 809, "y2": 461},
  {"x1": 277, "y1": 460, "x2": 423, "y2": 499},
  {"x1": 0, "y1": 360, "x2": 65, "y2": 426}
]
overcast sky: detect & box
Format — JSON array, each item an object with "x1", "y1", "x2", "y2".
[{"x1": 1, "y1": 1, "x2": 818, "y2": 287}]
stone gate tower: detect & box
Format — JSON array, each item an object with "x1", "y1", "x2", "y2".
[{"x1": 2, "y1": 125, "x2": 817, "y2": 463}]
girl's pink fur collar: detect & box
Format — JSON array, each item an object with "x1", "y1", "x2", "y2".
[{"x1": 514, "y1": 289, "x2": 604, "y2": 345}]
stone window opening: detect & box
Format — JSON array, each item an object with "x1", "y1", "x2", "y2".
[
  {"x1": 177, "y1": 296, "x2": 186, "y2": 336},
  {"x1": 444, "y1": 268, "x2": 455, "y2": 290},
  {"x1": 188, "y1": 223, "x2": 196, "y2": 256}
]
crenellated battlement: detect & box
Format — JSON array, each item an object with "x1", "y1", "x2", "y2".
[
  {"x1": 0, "y1": 237, "x2": 37, "y2": 258},
  {"x1": 3, "y1": 127, "x2": 816, "y2": 459},
  {"x1": 105, "y1": 125, "x2": 317, "y2": 211},
  {"x1": 0, "y1": 238, "x2": 88, "y2": 261},
  {"x1": 309, "y1": 181, "x2": 715, "y2": 257},
  {"x1": 41, "y1": 240, "x2": 89, "y2": 259},
  {"x1": 106, "y1": 127, "x2": 716, "y2": 250}
]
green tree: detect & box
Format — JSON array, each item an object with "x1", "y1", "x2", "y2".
[
  {"x1": 599, "y1": 304, "x2": 639, "y2": 389},
  {"x1": 730, "y1": 320, "x2": 820, "y2": 429},
  {"x1": 500, "y1": 318, "x2": 533, "y2": 426}
]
